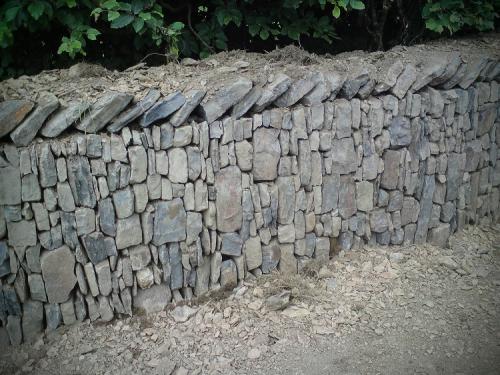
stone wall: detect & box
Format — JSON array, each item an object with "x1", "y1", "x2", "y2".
[{"x1": 1, "y1": 52, "x2": 499, "y2": 346}]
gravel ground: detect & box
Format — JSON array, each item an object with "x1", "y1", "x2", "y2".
[{"x1": 1, "y1": 224, "x2": 499, "y2": 375}]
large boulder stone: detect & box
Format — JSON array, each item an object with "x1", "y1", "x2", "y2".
[
  {"x1": 253, "y1": 128, "x2": 281, "y2": 181},
  {"x1": 152, "y1": 198, "x2": 186, "y2": 245},
  {"x1": 41, "y1": 101, "x2": 90, "y2": 137},
  {"x1": 40, "y1": 245, "x2": 77, "y2": 303},
  {"x1": 10, "y1": 93, "x2": 59, "y2": 146},
  {"x1": 133, "y1": 283, "x2": 171, "y2": 314},
  {"x1": 199, "y1": 77, "x2": 253, "y2": 123},
  {"x1": 76, "y1": 92, "x2": 133, "y2": 133},
  {"x1": 108, "y1": 89, "x2": 160, "y2": 132},
  {"x1": 215, "y1": 166, "x2": 242, "y2": 232},
  {"x1": 0, "y1": 100, "x2": 34, "y2": 137},
  {"x1": 140, "y1": 91, "x2": 186, "y2": 127}
]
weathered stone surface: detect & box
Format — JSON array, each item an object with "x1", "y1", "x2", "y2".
[
  {"x1": 415, "y1": 175, "x2": 435, "y2": 244},
  {"x1": 334, "y1": 99, "x2": 352, "y2": 138},
  {"x1": 11, "y1": 93, "x2": 59, "y2": 146},
  {"x1": 215, "y1": 166, "x2": 242, "y2": 232},
  {"x1": 76, "y1": 92, "x2": 133, "y2": 133},
  {"x1": 133, "y1": 283, "x2": 171, "y2": 314},
  {"x1": 374, "y1": 60, "x2": 404, "y2": 93},
  {"x1": 113, "y1": 187, "x2": 134, "y2": 219},
  {"x1": 169, "y1": 90, "x2": 206, "y2": 127},
  {"x1": 277, "y1": 176, "x2": 295, "y2": 224},
  {"x1": 186, "y1": 212, "x2": 202, "y2": 245},
  {"x1": 356, "y1": 181, "x2": 373, "y2": 212},
  {"x1": 152, "y1": 198, "x2": 186, "y2": 245},
  {"x1": 95, "y1": 260, "x2": 112, "y2": 296},
  {"x1": 428, "y1": 223, "x2": 450, "y2": 248},
  {"x1": 75, "y1": 207, "x2": 95, "y2": 236},
  {"x1": 22, "y1": 300, "x2": 44, "y2": 343},
  {"x1": 168, "y1": 148, "x2": 188, "y2": 183},
  {"x1": 262, "y1": 242, "x2": 281, "y2": 273},
  {"x1": 7, "y1": 220, "x2": 37, "y2": 248},
  {"x1": 140, "y1": 91, "x2": 186, "y2": 127},
  {"x1": 0, "y1": 164, "x2": 21, "y2": 205},
  {"x1": 44, "y1": 303, "x2": 61, "y2": 331},
  {"x1": 108, "y1": 89, "x2": 160, "y2": 132},
  {"x1": 6, "y1": 316, "x2": 22, "y2": 345},
  {"x1": 331, "y1": 138, "x2": 357, "y2": 174},
  {"x1": 40, "y1": 245, "x2": 76, "y2": 303},
  {"x1": 477, "y1": 107, "x2": 496, "y2": 137},
  {"x1": 322, "y1": 173, "x2": 340, "y2": 213},
  {"x1": 220, "y1": 259, "x2": 237, "y2": 290},
  {"x1": 244, "y1": 236, "x2": 262, "y2": 270},
  {"x1": 391, "y1": 64, "x2": 417, "y2": 99},
  {"x1": 0, "y1": 241, "x2": 10, "y2": 277},
  {"x1": 370, "y1": 209, "x2": 389, "y2": 233},
  {"x1": 221, "y1": 232, "x2": 243, "y2": 256},
  {"x1": 235, "y1": 140, "x2": 253, "y2": 171},
  {"x1": 57, "y1": 182, "x2": 76, "y2": 212},
  {"x1": 340, "y1": 72, "x2": 369, "y2": 99},
  {"x1": 0, "y1": 100, "x2": 34, "y2": 138},
  {"x1": 253, "y1": 73, "x2": 292, "y2": 112},
  {"x1": 81, "y1": 232, "x2": 117, "y2": 264},
  {"x1": 389, "y1": 116, "x2": 411, "y2": 148},
  {"x1": 339, "y1": 175, "x2": 356, "y2": 219},
  {"x1": 380, "y1": 150, "x2": 400, "y2": 190},
  {"x1": 116, "y1": 214, "x2": 143, "y2": 249},
  {"x1": 98, "y1": 198, "x2": 116, "y2": 236},
  {"x1": 231, "y1": 86, "x2": 262, "y2": 119},
  {"x1": 200, "y1": 78, "x2": 253, "y2": 123},
  {"x1": 136, "y1": 268, "x2": 154, "y2": 289},
  {"x1": 67, "y1": 156, "x2": 96, "y2": 208},
  {"x1": 446, "y1": 153, "x2": 464, "y2": 201},
  {"x1": 253, "y1": 128, "x2": 280, "y2": 181},
  {"x1": 41, "y1": 102, "x2": 90, "y2": 137},
  {"x1": 173, "y1": 125, "x2": 192, "y2": 147},
  {"x1": 27, "y1": 274, "x2": 46, "y2": 302},
  {"x1": 274, "y1": 73, "x2": 320, "y2": 107},
  {"x1": 129, "y1": 146, "x2": 147, "y2": 184}
]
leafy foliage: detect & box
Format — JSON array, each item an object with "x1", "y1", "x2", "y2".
[{"x1": 0, "y1": 0, "x2": 498, "y2": 79}]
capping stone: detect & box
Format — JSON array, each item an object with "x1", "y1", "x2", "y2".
[
  {"x1": 76, "y1": 92, "x2": 133, "y2": 133},
  {"x1": 140, "y1": 91, "x2": 186, "y2": 127},
  {"x1": 169, "y1": 90, "x2": 206, "y2": 127},
  {"x1": 41, "y1": 102, "x2": 90, "y2": 137},
  {"x1": 274, "y1": 72, "x2": 321, "y2": 107},
  {"x1": 108, "y1": 89, "x2": 161, "y2": 132}
]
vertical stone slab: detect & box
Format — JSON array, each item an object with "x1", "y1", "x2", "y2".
[
  {"x1": 253, "y1": 128, "x2": 281, "y2": 181},
  {"x1": 215, "y1": 166, "x2": 242, "y2": 233},
  {"x1": 415, "y1": 175, "x2": 436, "y2": 244},
  {"x1": 67, "y1": 155, "x2": 96, "y2": 208}
]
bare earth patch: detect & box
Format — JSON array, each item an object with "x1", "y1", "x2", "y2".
[{"x1": 1, "y1": 224, "x2": 499, "y2": 375}]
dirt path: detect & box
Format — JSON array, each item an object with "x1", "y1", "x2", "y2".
[{"x1": 2, "y1": 225, "x2": 499, "y2": 375}]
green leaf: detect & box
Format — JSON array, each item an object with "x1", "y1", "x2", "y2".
[
  {"x1": 27, "y1": 2, "x2": 45, "y2": 20},
  {"x1": 102, "y1": 0, "x2": 119, "y2": 10},
  {"x1": 170, "y1": 22, "x2": 184, "y2": 31},
  {"x1": 138, "y1": 12, "x2": 152, "y2": 21},
  {"x1": 332, "y1": 6, "x2": 341, "y2": 18},
  {"x1": 132, "y1": 18, "x2": 144, "y2": 33},
  {"x1": 107, "y1": 11, "x2": 120, "y2": 21},
  {"x1": 248, "y1": 23, "x2": 260, "y2": 36},
  {"x1": 86, "y1": 28, "x2": 100, "y2": 40},
  {"x1": 111, "y1": 14, "x2": 134, "y2": 28},
  {"x1": 350, "y1": 0, "x2": 365, "y2": 10},
  {"x1": 259, "y1": 29, "x2": 269, "y2": 40}
]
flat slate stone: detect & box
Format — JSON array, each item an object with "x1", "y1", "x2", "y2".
[
  {"x1": 140, "y1": 91, "x2": 186, "y2": 127},
  {"x1": 0, "y1": 164, "x2": 21, "y2": 205},
  {"x1": 10, "y1": 93, "x2": 59, "y2": 146},
  {"x1": 232, "y1": 86, "x2": 262, "y2": 119},
  {"x1": 389, "y1": 116, "x2": 411, "y2": 148},
  {"x1": 152, "y1": 198, "x2": 187, "y2": 245},
  {"x1": 253, "y1": 73, "x2": 292, "y2": 112},
  {"x1": 40, "y1": 245, "x2": 77, "y2": 303},
  {"x1": 67, "y1": 155, "x2": 96, "y2": 208},
  {"x1": 274, "y1": 72, "x2": 320, "y2": 107},
  {"x1": 0, "y1": 100, "x2": 34, "y2": 138},
  {"x1": 41, "y1": 102, "x2": 90, "y2": 137},
  {"x1": 169, "y1": 89, "x2": 206, "y2": 127},
  {"x1": 76, "y1": 92, "x2": 133, "y2": 133},
  {"x1": 199, "y1": 77, "x2": 253, "y2": 123},
  {"x1": 215, "y1": 166, "x2": 242, "y2": 233},
  {"x1": 108, "y1": 89, "x2": 160, "y2": 132}
]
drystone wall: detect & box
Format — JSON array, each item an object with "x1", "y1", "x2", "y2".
[{"x1": 0, "y1": 52, "x2": 499, "y2": 346}]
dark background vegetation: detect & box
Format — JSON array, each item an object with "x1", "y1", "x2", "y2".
[{"x1": 0, "y1": 0, "x2": 498, "y2": 79}]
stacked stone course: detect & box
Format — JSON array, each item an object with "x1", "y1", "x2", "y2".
[{"x1": 0, "y1": 52, "x2": 499, "y2": 345}]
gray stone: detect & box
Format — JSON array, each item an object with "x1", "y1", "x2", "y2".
[
  {"x1": 389, "y1": 116, "x2": 411, "y2": 148},
  {"x1": 21, "y1": 300, "x2": 43, "y2": 343},
  {"x1": 55, "y1": 182, "x2": 75, "y2": 212},
  {"x1": 76, "y1": 92, "x2": 133, "y2": 133},
  {"x1": 11, "y1": 93, "x2": 59, "y2": 146},
  {"x1": 391, "y1": 64, "x2": 417, "y2": 99},
  {"x1": 331, "y1": 138, "x2": 357, "y2": 174},
  {"x1": 21, "y1": 174, "x2": 41, "y2": 202},
  {"x1": 220, "y1": 259, "x2": 238, "y2": 290},
  {"x1": 75, "y1": 207, "x2": 95, "y2": 236},
  {"x1": 25, "y1": 244, "x2": 41, "y2": 273},
  {"x1": 322, "y1": 173, "x2": 340, "y2": 213},
  {"x1": 374, "y1": 60, "x2": 404, "y2": 93},
  {"x1": 446, "y1": 153, "x2": 464, "y2": 201},
  {"x1": 221, "y1": 232, "x2": 243, "y2": 256},
  {"x1": 244, "y1": 236, "x2": 262, "y2": 270},
  {"x1": 98, "y1": 198, "x2": 116, "y2": 236},
  {"x1": 0, "y1": 100, "x2": 34, "y2": 137},
  {"x1": 32, "y1": 203, "x2": 50, "y2": 231},
  {"x1": 235, "y1": 140, "x2": 253, "y2": 171},
  {"x1": 116, "y1": 214, "x2": 142, "y2": 249},
  {"x1": 169, "y1": 243, "x2": 183, "y2": 290},
  {"x1": 168, "y1": 148, "x2": 188, "y2": 183},
  {"x1": 27, "y1": 274, "x2": 46, "y2": 302},
  {"x1": 60, "y1": 212, "x2": 79, "y2": 249},
  {"x1": 428, "y1": 223, "x2": 450, "y2": 248},
  {"x1": 415, "y1": 175, "x2": 435, "y2": 244},
  {"x1": 370, "y1": 209, "x2": 389, "y2": 233},
  {"x1": 356, "y1": 181, "x2": 373, "y2": 212},
  {"x1": 200, "y1": 78, "x2": 253, "y2": 123},
  {"x1": 232, "y1": 86, "x2": 262, "y2": 118},
  {"x1": 477, "y1": 107, "x2": 496, "y2": 137},
  {"x1": 67, "y1": 156, "x2": 96, "y2": 208},
  {"x1": 40, "y1": 245, "x2": 76, "y2": 303},
  {"x1": 334, "y1": 99, "x2": 352, "y2": 138},
  {"x1": 388, "y1": 190, "x2": 403, "y2": 212},
  {"x1": 129, "y1": 245, "x2": 151, "y2": 271},
  {"x1": 339, "y1": 175, "x2": 357, "y2": 219},
  {"x1": 108, "y1": 89, "x2": 160, "y2": 132},
  {"x1": 170, "y1": 89, "x2": 206, "y2": 127},
  {"x1": 113, "y1": 187, "x2": 135, "y2": 219},
  {"x1": 7, "y1": 220, "x2": 37, "y2": 248},
  {"x1": 277, "y1": 176, "x2": 295, "y2": 224},
  {"x1": 215, "y1": 166, "x2": 242, "y2": 232},
  {"x1": 275, "y1": 72, "x2": 320, "y2": 107},
  {"x1": 81, "y1": 232, "x2": 117, "y2": 264},
  {"x1": 95, "y1": 260, "x2": 112, "y2": 295},
  {"x1": 140, "y1": 91, "x2": 186, "y2": 127},
  {"x1": 173, "y1": 125, "x2": 192, "y2": 147},
  {"x1": 340, "y1": 72, "x2": 369, "y2": 99},
  {"x1": 186, "y1": 212, "x2": 202, "y2": 246},
  {"x1": 253, "y1": 73, "x2": 292, "y2": 112},
  {"x1": 262, "y1": 242, "x2": 281, "y2": 273},
  {"x1": 152, "y1": 198, "x2": 186, "y2": 245},
  {"x1": 458, "y1": 58, "x2": 490, "y2": 89},
  {"x1": 129, "y1": 146, "x2": 147, "y2": 184},
  {"x1": 253, "y1": 128, "x2": 280, "y2": 181},
  {"x1": 60, "y1": 298, "x2": 77, "y2": 325},
  {"x1": 401, "y1": 197, "x2": 420, "y2": 226},
  {"x1": 41, "y1": 101, "x2": 90, "y2": 137},
  {"x1": 98, "y1": 295, "x2": 113, "y2": 322},
  {"x1": 6, "y1": 315, "x2": 22, "y2": 345},
  {"x1": 0, "y1": 165, "x2": 21, "y2": 205},
  {"x1": 133, "y1": 283, "x2": 171, "y2": 314},
  {"x1": 380, "y1": 150, "x2": 400, "y2": 190},
  {"x1": 44, "y1": 303, "x2": 61, "y2": 331},
  {"x1": 38, "y1": 144, "x2": 57, "y2": 187}
]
